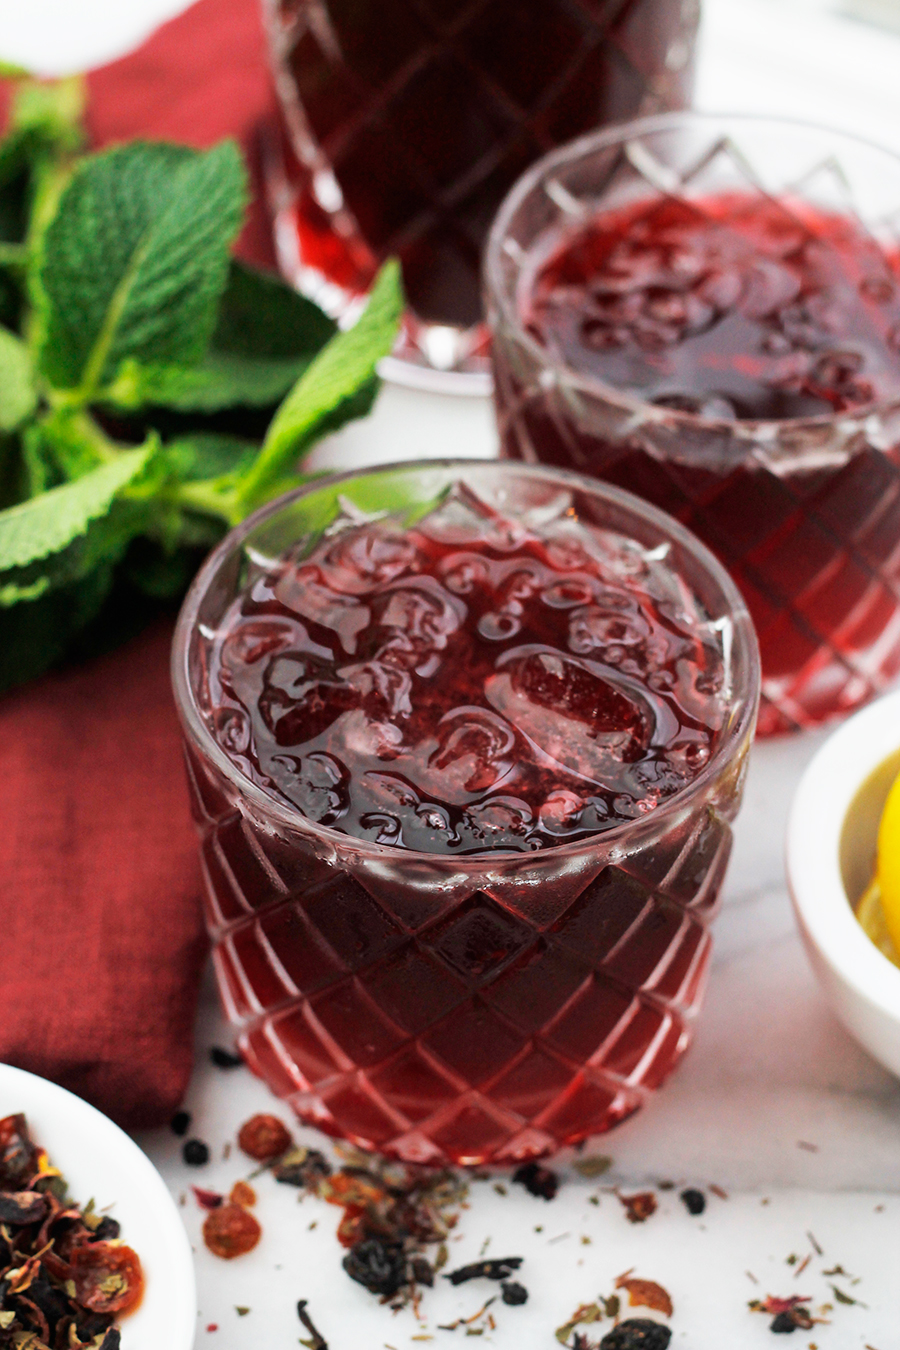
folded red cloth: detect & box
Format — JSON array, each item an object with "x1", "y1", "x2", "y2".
[{"x1": 0, "y1": 0, "x2": 276, "y2": 1128}]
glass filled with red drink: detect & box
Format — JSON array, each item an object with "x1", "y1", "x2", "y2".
[
  {"x1": 487, "y1": 112, "x2": 900, "y2": 736},
  {"x1": 173, "y1": 460, "x2": 758, "y2": 1164},
  {"x1": 263, "y1": 0, "x2": 699, "y2": 388}
]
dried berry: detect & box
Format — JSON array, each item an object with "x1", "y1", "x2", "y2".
[
  {"x1": 230, "y1": 1180, "x2": 256, "y2": 1207},
  {"x1": 183, "y1": 1138, "x2": 210, "y2": 1166},
  {"x1": 411, "y1": 1257, "x2": 434, "y2": 1287},
  {"x1": 342, "y1": 1238, "x2": 407, "y2": 1296},
  {"x1": 210, "y1": 1047, "x2": 244, "y2": 1069},
  {"x1": 599, "y1": 1318, "x2": 672, "y2": 1349},
  {"x1": 512, "y1": 1161, "x2": 559, "y2": 1200},
  {"x1": 170, "y1": 1110, "x2": 191, "y2": 1136},
  {"x1": 71, "y1": 1241, "x2": 144, "y2": 1314},
  {"x1": 680, "y1": 1188, "x2": 705, "y2": 1215},
  {"x1": 501, "y1": 1280, "x2": 528, "y2": 1305},
  {"x1": 92, "y1": 1215, "x2": 122, "y2": 1241},
  {"x1": 770, "y1": 1311, "x2": 799, "y2": 1333},
  {"x1": 237, "y1": 1114, "x2": 292, "y2": 1161},
  {"x1": 203, "y1": 1202, "x2": 262, "y2": 1259},
  {"x1": 446, "y1": 1257, "x2": 523, "y2": 1285}
]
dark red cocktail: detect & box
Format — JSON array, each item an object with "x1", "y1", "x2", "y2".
[
  {"x1": 488, "y1": 113, "x2": 900, "y2": 735},
  {"x1": 174, "y1": 462, "x2": 758, "y2": 1163},
  {"x1": 264, "y1": 0, "x2": 698, "y2": 378}
]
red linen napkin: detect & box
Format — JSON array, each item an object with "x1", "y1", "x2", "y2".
[{"x1": 0, "y1": 0, "x2": 276, "y2": 1128}]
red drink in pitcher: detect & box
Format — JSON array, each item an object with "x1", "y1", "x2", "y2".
[
  {"x1": 264, "y1": 0, "x2": 699, "y2": 375},
  {"x1": 174, "y1": 462, "x2": 758, "y2": 1164},
  {"x1": 489, "y1": 113, "x2": 900, "y2": 735}
]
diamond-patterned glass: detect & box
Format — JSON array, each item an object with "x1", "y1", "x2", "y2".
[
  {"x1": 488, "y1": 111, "x2": 900, "y2": 735},
  {"x1": 174, "y1": 460, "x2": 757, "y2": 1165}
]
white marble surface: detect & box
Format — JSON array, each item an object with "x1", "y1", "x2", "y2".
[{"x1": 6, "y1": 0, "x2": 900, "y2": 1344}]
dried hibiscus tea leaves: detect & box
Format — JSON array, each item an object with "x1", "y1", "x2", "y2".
[
  {"x1": 748, "y1": 1295, "x2": 823, "y2": 1333},
  {"x1": 237, "y1": 1114, "x2": 292, "y2": 1161},
  {"x1": 445, "y1": 1257, "x2": 524, "y2": 1286},
  {"x1": 0, "y1": 1112, "x2": 143, "y2": 1346},
  {"x1": 617, "y1": 1191, "x2": 658, "y2": 1223}
]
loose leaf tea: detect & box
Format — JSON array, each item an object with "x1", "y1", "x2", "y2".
[{"x1": 0, "y1": 1113, "x2": 143, "y2": 1347}]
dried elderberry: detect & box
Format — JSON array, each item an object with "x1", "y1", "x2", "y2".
[
  {"x1": 770, "y1": 1311, "x2": 800, "y2": 1333},
  {"x1": 512, "y1": 1161, "x2": 559, "y2": 1200},
  {"x1": 599, "y1": 1319, "x2": 672, "y2": 1349},
  {"x1": 183, "y1": 1138, "x2": 210, "y2": 1166},
  {"x1": 210, "y1": 1047, "x2": 244, "y2": 1069},
  {"x1": 170, "y1": 1110, "x2": 191, "y2": 1136},
  {"x1": 501, "y1": 1280, "x2": 528, "y2": 1305},
  {"x1": 342, "y1": 1238, "x2": 407, "y2": 1296},
  {"x1": 679, "y1": 1188, "x2": 706, "y2": 1216}
]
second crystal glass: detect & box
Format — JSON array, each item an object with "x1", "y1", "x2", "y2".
[{"x1": 487, "y1": 112, "x2": 900, "y2": 735}]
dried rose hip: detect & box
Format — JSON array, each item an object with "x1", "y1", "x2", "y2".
[
  {"x1": 237, "y1": 1114, "x2": 292, "y2": 1161},
  {"x1": 203, "y1": 1201, "x2": 262, "y2": 1259},
  {"x1": 230, "y1": 1180, "x2": 257, "y2": 1207},
  {"x1": 71, "y1": 1241, "x2": 144, "y2": 1314}
]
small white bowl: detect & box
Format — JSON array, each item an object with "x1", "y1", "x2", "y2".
[
  {"x1": 0, "y1": 1063, "x2": 196, "y2": 1349},
  {"x1": 787, "y1": 690, "x2": 900, "y2": 1078}
]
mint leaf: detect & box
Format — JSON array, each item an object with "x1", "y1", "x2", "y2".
[
  {"x1": 0, "y1": 326, "x2": 36, "y2": 430},
  {"x1": 0, "y1": 560, "x2": 116, "y2": 692},
  {"x1": 235, "y1": 259, "x2": 403, "y2": 511},
  {"x1": 35, "y1": 139, "x2": 246, "y2": 393},
  {"x1": 163, "y1": 433, "x2": 257, "y2": 482},
  {"x1": 106, "y1": 351, "x2": 308, "y2": 413},
  {"x1": 0, "y1": 444, "x2": 153, "y2": 581},
  {"x1": 214, "y1": 260, "x2": 336, "y2": 359}
]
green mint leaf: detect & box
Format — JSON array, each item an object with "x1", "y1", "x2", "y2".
[
  {"x1": 105, "y1": 351, "x2": 309, "y2": 413},
  {"x1": 163, "y1": 432, "x2": 257, "y2": 482},
  {"x1": 0, "y1": 326, "x2": 36, "y2": 430},
  {"x1": 0, "y1": 560, "x2": 116, "y2": 692},
  {"x1": 235, "y1": 259, "x2": 403, "y2": 511},
  {"x1": 35, "y1": 139, "x2": 247, "y2": 394},
  {"x1": 213, "y1": 260, "x2": 336, "y2": 359},
  {"x1": 0, "y1": 443, "x2": 153, "y2": 576},
  {"x1": 11, "y1": 75, "x2": 85, "y2": 154}
]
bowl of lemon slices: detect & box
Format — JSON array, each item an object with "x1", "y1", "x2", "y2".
[{"x1": 787, "y1": 691, "x2": 900, "y2": 1078}]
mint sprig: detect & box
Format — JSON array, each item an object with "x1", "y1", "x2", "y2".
[{"x1": 0, "y1": 73, "x2": 403, "y2": 691}]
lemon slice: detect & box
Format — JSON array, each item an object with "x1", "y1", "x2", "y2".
[
  {"x1": 875, "y1": 768, "x2": 900, "y2": 957},
  {"x1": 855, "y1": 877, "x2": 900, "y2": 968}
]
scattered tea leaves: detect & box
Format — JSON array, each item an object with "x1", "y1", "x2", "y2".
[
  {"x1": 297, "y1": 1299, "x2": 329, "y2": 1350},
  {"x1": 446, "y1": 1257, "x2": 523, "y2": 1286},
  {"x1": 614, "y1": 1276, "x2": 673, "y2": 1317},
  {"x1": 572, "y1": 1155, "x2": 612, "y2": 1180},
  {"x1": 617, "y1": 1191, "x2": 657, "y2": 1223}
]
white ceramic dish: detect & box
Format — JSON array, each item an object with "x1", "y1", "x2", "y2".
[
  {"x1": 787, "y1": 690, "x2": 900, "y2": 1078},
  {"x1": 0, "y1": 1063, "x2": 196, "y2": 1349}
]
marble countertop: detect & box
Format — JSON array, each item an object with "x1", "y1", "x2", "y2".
[
  {"x1": 7, "y1": 0, "x2": 900, "y2": 1343},
  {"x1": 135, "y1": 723, "x2": 900, "y2": 1350}
]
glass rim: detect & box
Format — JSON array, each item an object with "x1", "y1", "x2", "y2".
[
  {"x1": 172, "y1": 457, "x2": 760, "y2": 866},
  {"x1": 484, "y1": 108, "x2": 900, "y2": 435}
]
